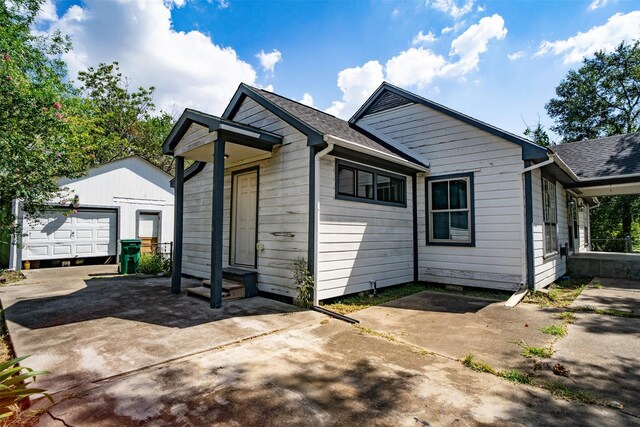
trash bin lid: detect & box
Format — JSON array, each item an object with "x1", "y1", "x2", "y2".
[{"x1": 121, "y1": 239, "x2": 142, "y2": 244}]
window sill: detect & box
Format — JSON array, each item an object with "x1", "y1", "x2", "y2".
[
  {"x1": 426, "y1": 240, "x2": 475, "y2": 247},
  {"x1": 543, "y1": 252, "x2": 559, "y2": 261},
  {"x1": 336, "y1": 193, "x2": 407, "y2": 208}
]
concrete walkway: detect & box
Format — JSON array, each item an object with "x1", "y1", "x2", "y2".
[{"x1": 1, "y1": 269, "x2": 638, "y2": 426}]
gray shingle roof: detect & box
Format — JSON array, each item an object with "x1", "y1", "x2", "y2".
[
  {"x1": 250, "y1": 87, "x2": 428, "y2": 167},
  {"x1": 551, "y1": 132, "x2": 640, "y2": 179}
]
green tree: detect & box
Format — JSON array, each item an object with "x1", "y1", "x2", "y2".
[
  {"x1": 545, "y1": 41, "x2": 640, "y2": 248},
  {"x1": 0, "y1": 0, "x2": 93, "y2": 243},
  {"x1": 77, "y1": 62, "x2": 175, "y2": 172},
  {"x1": 523, "y1": 121, "x2": 552, "y2": 147}
]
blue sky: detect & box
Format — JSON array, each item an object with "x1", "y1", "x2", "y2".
[{"x1": 38, "y1": 0, "x2": 640, "y2": 141}]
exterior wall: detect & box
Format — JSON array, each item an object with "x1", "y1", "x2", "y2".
[
  {"x1": 531, "y1": 168, "x2": 570, "y2": 289},
  {"x1": 578, "y1": 204, "x2": 590, "y2": 252},
  {"x1": 317, "y1": 156, "x2": 414, "y2": 300},
  {"x1": 56, "y1": 157, "x2": 175, "y2": 244},
  {"x1": 181, "y1": 98, "x2": 309, "y2": 297},
  {"x1": 358, "y1": 103, "x2": 525, "y2": 290}
]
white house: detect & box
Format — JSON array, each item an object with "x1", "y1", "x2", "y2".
[
  {"x1": 162, "y1": 82, "x2": 639, "y2": 308},
  {"x1": 6, "y1": 156, "x2": 174, "y2": 270}
]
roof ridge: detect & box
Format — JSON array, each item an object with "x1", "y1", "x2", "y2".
[
  {"x1": 247, "y1": 84, "x2": 345, "y2": 122},
  {"x1": 562, "y1": 131, "x2": 640, "y2": 145}
]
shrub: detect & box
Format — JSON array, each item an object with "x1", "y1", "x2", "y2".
[
  {"x1": 0, "y1": 356, "x2": 51, "y2": 420},
  {"x1": 290, "y1": 257, "x2": 314, "y2": 308},
  {"x1": 138, "y1": 253, "x2": 171, "y2": 275}
]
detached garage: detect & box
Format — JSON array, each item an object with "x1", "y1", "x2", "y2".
[{"x1": 6, "y1": 156, "x2": 174, "y2": 270}]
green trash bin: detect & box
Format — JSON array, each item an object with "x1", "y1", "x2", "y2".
[{"x1": 120, "y1": 239, "x2": 142, "y2": 274}]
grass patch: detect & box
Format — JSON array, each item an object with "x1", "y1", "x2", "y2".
[
  {"x1": 515, "y1": 340, "x2": 554, "y2": 358},
  {"x1": 523, "y1": 276, "x2": 591, "y2": 308},
  {"x1": 462, "y1": 354, "x2": 496, "y2": 374},
  {"x1": 540, "y1": 324, "x2": 568, "y2": 337},
  {"x1": 542, "y1": 381, "x2": 598, "y2": 404},
  {"x1": 0, "y1": 270, "x2": 25, "y2": 286},
  {"x1": 498, "y1": 369, "x2": 533, "y2": 385},
  {"x1": 323, "y1": 282, "x2": 426, "y2": 314},
  {"x1": 554, "y1": 311, "x2": 577, "y2": 324},
  {"x1": 572, "y1": 306, "x2": 639, "y2": 318}
]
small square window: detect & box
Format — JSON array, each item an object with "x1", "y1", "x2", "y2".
[
  {"x1": 427, "y1": 173, "x2": 474, "y2": 246},
  {"x1": 336, "y1": 161, "x2": 406, "y2": 207}
]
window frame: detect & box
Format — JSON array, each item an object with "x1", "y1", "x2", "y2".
[
  {"x1": 335, "y1": 160, "x2": 407, "y2": 208},
  {"x1": 542, "y1": 176, "x2": 558, "y2": 257},
  {"x1": 425, "y1": 172, "x2": 475, "y2": 247}
]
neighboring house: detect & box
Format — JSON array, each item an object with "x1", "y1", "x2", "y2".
[
  {"x1": 163, "y1": 82, "x2": 640, "y2": 308},
  {"x1": 5, "y1": 156, "x2": 174, "y2": 270}
]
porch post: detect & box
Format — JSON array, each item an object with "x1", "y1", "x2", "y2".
[
  {"x1": 210, "y1": 138, "x2": 225, "y2": 308},
  {"x1": 171, "y1": 156, "x2": 185, "y2": 294}
]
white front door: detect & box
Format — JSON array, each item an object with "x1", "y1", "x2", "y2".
[{"x1": 232, "y1": 170, "x2": 258, "y2": 267}]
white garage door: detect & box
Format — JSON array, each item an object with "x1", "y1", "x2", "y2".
[{"x1": 22, "y1": 210, "x2": 117, "y2": 260}]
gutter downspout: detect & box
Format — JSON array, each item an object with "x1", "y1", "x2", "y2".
[{"x1": 313, "y1": 143, "x2": 334, "y2": 306}]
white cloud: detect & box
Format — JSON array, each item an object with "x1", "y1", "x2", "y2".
[
  {"x1": 325, "y1": 61, "x2": 384, "y2": 118},
  {"x1": 507, "y1": 50, "x2": 525, "y2": 61},
  {"x1": 391, "y1": 8, "x2": 400, "y2": 18},
  {"x1": 49, "y1": 0, "x2": 256, "y2": 115},
  {"x1": 36, "y1": 0, "x2": 58, "y2": 23},
  {"x1": 216, "y1": 0, "x2": 230, "y2": 9},
  {"x1": 442, "y1": 14, "x2": 507, "y2": 77},
  {"x1": 386, "y1": 48, "x2": 447, "y2": 88},
  {"x1": 412, "y1": 30, "x2": 437, "y2": 45},
  {"x1": 299, "y1": 93, "x2": 314, "y2": 107},
  {"x1": 476, "y1": 4, "x2": 485, "y2": 12},
  {"x1": 256, "y1": 49, "x2": 282, "y2": 73},
  {"x1": 428, "y1": 0, "x2": 475, "y2": 20},
  {"x1": 535, "y1": 11, "x2": 640, "y2": 64},
  {"x1": 441, "y1": 20, "x2": 466, "y2": 35},
  {"x1": 327, "y1": 14, "x2": 507, "y2": 118},
  {"x1": 588, "y1": 0, "x2": 608, "y2": 11}
]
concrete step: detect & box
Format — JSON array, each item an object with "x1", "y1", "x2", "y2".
[{"x1": 187, "y1": 286, "x2": 244, "y2": 302}]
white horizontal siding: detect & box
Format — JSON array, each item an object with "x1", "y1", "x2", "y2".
[
  {"x1": 359, "y1": 103, "x2": 526, "y2": 290},
  {"x1": 531, "y1": 168, "x2": 570, "y2": 289},
  {"x1": 317, "y1": 156, "x2": 414, "y2": 300},
  {"x1": 182, "y1": 98, "x2": 309, "y2": 297}
]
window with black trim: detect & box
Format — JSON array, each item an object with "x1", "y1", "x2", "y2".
[
  {"x1": 542, "y1": 177, "x2": 558, "y2": 255},
  {"x1": 336, "y1": 161, "x2": 406, "y2": 206},
  {"x1": 426, "y1": 173, "x2": 474, "y2": 245}
]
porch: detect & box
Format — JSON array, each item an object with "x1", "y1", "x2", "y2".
[
  {"x1": 568, "y1": 252, "x2": 640, "y2": 280},
  {"x1": 162, "y1": 109, "x2": 283, "y2": 308}
]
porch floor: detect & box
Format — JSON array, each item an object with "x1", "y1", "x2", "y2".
[{"x1": 568, "y1": 251, "x2": 640, "y2": 280}]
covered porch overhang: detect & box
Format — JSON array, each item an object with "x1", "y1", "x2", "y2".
[{"x1": 163, "y1": 109, "x2": 283, "y2": 309}]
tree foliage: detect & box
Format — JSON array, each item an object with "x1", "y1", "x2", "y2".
[
  {"x1": 545, "y1": 41, "x2": 640, "y2": 248},
  {"x1": 77, "y1": 62, "x2": 175, "y2": 172},
  {"x1": 546, "y1": 41, "x2": 640, "y2": 143},
  {"x1": 0, "y1": 0, "x2": 93, "y2": 241},
  {"x1": 523, "y1": 121, "x2": 552, "y2": 147}
]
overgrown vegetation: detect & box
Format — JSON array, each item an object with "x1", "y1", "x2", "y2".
[
  {"x1": 541, "y1": 381, "x2": 598, "y2": 404},
  {"x1": 572, "y1": 306, "x2": 638, "y2": 318},
  {"x1": 524, "y1": 276, "x2": 591, "y2": 307},
  {"x1": 138, "y1": 253, "x2": 171, "y2": 276},
  {"x1": 554, "y1": 311, "x2": 577, "y2": 323},
  {"x1": 0, "y1": 271, "x2": 24, "y2": 286},
  {"x1": 323, "y1": 282, "x2": 426, "y2": 314},
  {"x1": 290, "y1": 257, "x2": 314, "y2": 308},
  {"x1": 540, "y1": 324, "x2": 568, "y2": 337},
  {"x1": 462, "y1": 354, "x2": 495, "y2": 374}
]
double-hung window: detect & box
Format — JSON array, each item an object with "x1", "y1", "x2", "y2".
[
  {"x1": 426, "y1": 173, "x2": 474, "y2": 245},
  {"x1": 542, "y1": 177, "x2": 558, "y2": 256},
  {"x1": 336, "y1": 161, "x2": 406, "y2": 206}
]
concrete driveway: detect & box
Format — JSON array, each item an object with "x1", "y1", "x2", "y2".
[{"x1": 1, "y1": 268, "x2": 638, "y2": 426}]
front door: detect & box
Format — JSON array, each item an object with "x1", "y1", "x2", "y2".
[{"x1": 232, "y1": 170, "x2": 258, "y2": 267}]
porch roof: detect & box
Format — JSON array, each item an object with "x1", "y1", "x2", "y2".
[
  {"x1": 162, "y1": 109, "x2": 283, "y2": 156},
  {"x1": 551, "y1": 132, "x2": 640, "y2": 196}
]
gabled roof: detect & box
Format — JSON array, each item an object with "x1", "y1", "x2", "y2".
[
  {"x1": 551, "y1": 132, "x2": 640, "y2": 180},
  {"x1": 350, "y1": 82, "x2": 549, "y2": 162},
  {"x1": 223, "y1": 84, "x2": 429, "y2": 169}
]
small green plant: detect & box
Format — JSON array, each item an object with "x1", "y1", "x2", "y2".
[
  {"x1": 462, "y1": 354, "x2": 496, "y2": 374},
  {"x1": 515, "y1": 340, "x2": 554, "y2": 358},
  {"x1": 554, "y1": 312, "x2": 577, "y2": 324},
  {"x1": 290, "y1": 257, "x2": 314, "y2": 308},
  {"x1": 572, "y1": 306, "x2": 638, "y2": 318},
  {"x1": 540, "y1": 324, "x2": 568, "y2": 337},
  {"x1": 138, "y1": 253, "x2": 171, "y2": 275},
  {"x1": 498, "y1": 369, "x2": 533, "y2": 385},
  {"x1": 542, "y1": 381, "x2": 598, "y2": 404},
  {"x1": 0, "y1": 356, "x2": 52, "y2": 420}
]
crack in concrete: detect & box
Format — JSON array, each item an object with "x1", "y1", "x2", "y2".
[{"x1": 47, "y1": 410, "x2": 75, "y2": 427}]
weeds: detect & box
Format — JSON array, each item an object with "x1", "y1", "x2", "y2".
[
  {"x1": 540, "y1": 324, "x2": 568, "y2": 337},
  {"x1": 462, "y1": 355, "x2": 532, "y2": 384},
  {"x1": 290, "y1": 257, "x2": 314, "y2": 309},
  {"x1": 462, "y1": 354, "x2": 496, "y2": 374},
  {"x1": 542, "y1": 381, "x2": 598, "y2": 404},
  {"x1": 515, "y1": 340, "x2": 554, "y2": 358},
  {"x1": 0, "y1": 270, "x2": 25, "y2": 285},
  {"x1": 523, "y1": 276, "x2": 591, "y2": 308},
  {"x1": 354, "y1": 326, "x2": 398, "y2": 343},
  {"x1": 554, "y1": 312, "x2": 577, "y2": 324},
  {"x1": 572, "y1": 306, "x2": 638, "y2": 318},
  {"x1": 499, "y1": 369, "x2": 533, "y2": 385},
  {"x1": 324, "y1": 283, "x2": 426, "y2": 314}
]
